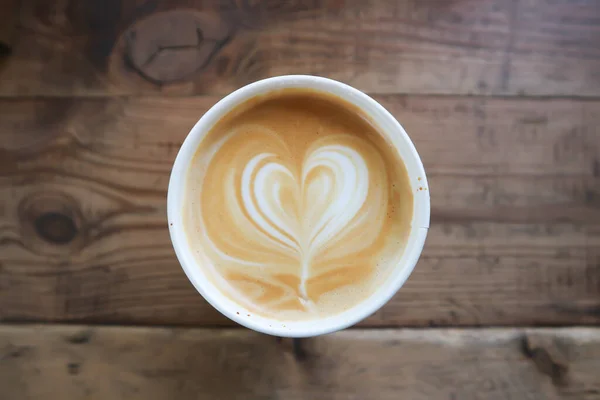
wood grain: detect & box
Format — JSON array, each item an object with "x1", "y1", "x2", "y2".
[
  {"x1": 1, "y1": 325, "x2": 599, "y2": 400},
  {"x1": 0, "y1": 0, "x2": 599, "y2": 96},
  {"x1": 0, "y1": 95, "x2": 598, "y2": 326}
]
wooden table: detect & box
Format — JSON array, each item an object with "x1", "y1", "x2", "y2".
[{"x1": 1, "y1": 1, "x2": 599, "y2": 398}]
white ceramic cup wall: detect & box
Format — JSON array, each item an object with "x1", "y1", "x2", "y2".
[{"x1": 168, "y1": 75, "x2": 430, "y2": 337}]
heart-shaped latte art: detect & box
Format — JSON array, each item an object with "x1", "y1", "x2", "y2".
[
  {"x1": 194, "y1": 125, "x2": 389, "y2": 314},
  {"x1": 241, "y1": 144, "x2": 372, "y2": 298}
]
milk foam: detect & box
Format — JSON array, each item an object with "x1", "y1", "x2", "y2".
[{"x1": 184, "y1": 90, "x2": 413, "y2": 320}]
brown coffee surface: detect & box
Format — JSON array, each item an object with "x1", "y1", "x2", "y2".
[{"x1": 184, "y1": 89, "x2": 413, "y2": 320}]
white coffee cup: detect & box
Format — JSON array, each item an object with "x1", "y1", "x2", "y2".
[{"x1": 168, "y1": 75, "x2": 430, "y2": 337}]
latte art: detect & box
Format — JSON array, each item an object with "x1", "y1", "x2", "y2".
[
  {"x1": 185, "y1": 90, "x2": 413, "y2": 319},
  {"x1": 207, "y1": 130, "x2": 387, "y2": 308}
]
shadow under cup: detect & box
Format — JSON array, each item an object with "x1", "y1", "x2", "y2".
[{"x1": 168, "y1": 75, "x2": 430, "y2": 337}]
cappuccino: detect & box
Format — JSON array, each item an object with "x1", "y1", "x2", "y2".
[{"x1": 184, "y1": 89, "x2": 413, "y2": 320}]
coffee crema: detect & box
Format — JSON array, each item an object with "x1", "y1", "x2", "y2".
[{"x1": 184, "y1": 89, "x2": 413, "y2": 320}]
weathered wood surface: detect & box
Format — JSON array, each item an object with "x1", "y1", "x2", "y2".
[
  {"x1": 0, "y1": 325, "x2": 599, "y2": 400},
  {"x1": 1, "y1": 0, "x2": 599, "y2": 96},
  {"x1": 1, "y1": 95, "x2": 598, "y2": 326}
]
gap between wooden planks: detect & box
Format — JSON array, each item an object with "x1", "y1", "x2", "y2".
[
  {"x1": 0, "y1": 94, "x2": 598, "y2": 327},
  {"x1": 0, "y1": 0, "x2": 598, "y2": 96},
  {"x1": 0, "y1": 325, "x2": 599, "y2": 400}
]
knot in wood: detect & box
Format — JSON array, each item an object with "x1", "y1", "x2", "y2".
[
  {"x1": 124, "y1": 11, "x2": 231, "y2": 84},
  {"x1": 34, "y1": 212, "x2": 78, "y2": 245},
  {"x1": 18, "y1": 191, "x2": 85, "y2": 254}
]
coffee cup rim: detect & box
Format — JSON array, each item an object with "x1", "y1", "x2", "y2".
[{"x1": 168, "y1": 75, "x2": 430, "y2": 337}]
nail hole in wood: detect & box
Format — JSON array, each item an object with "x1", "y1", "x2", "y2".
[{"x1": 67, "y1": 362, "x2": 80, "y2": 375}]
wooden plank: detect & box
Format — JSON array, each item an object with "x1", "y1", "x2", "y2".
[
  {"x1": 1, "y1": 325, "x2": 599, "y2": 400},
  {"x1": 0, "y1": 95, "x2": 598, "y2": 326},
  {"x1": 0, "y1": 0, "x2": 599, "y2": 96}
]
